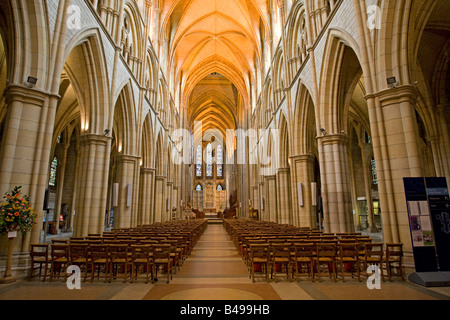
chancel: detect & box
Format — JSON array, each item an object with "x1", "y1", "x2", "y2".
[{"x1": 0, "y1": 0, "x2": 449, "y2": 301}]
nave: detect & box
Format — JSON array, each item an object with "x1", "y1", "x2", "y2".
[{"x1": 0, "y1": 221, "x2": 448, "y2": 301}]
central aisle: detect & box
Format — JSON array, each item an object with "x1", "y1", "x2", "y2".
[{"x1": 142, "y1": 223, "x2": 285, "y2": 300}]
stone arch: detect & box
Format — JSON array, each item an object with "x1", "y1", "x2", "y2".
[
  {"x1": 318, "y1": 28, "x2": 368, "y2": 133},
  {"x1": 293, "y1": 82, "x2": 317, "y2": 156},
  {"x1": 141, "y1": 112, "x2": 155, "y2": 169},
  {"x1": 62, "y1": 28, "x2": 110, "y2": 136},
  {"x1": 112, "y1": 81, "x2": 138, "y2": 156},
  {"x1": 278, "y1": 111, "x2": 290, "y2": 168},
  {"x1": 286, "y1": 2, "x2": 308, "y2": 75}
]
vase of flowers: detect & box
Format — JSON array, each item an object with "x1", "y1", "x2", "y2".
[{"x1": 0, "y1": 186, "x2": 37, "y2": 283}]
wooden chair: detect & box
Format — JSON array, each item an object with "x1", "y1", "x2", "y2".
[
  {"x1": 270, "y1": 243, "x2": 292, "y2": 282},
  {"x1": 336, "y1": 243, "x2": 360, "y2": 282},
  {"x1": 49, "y1": 244, "x2": 69, "y2": 282},
  {"x1": 69, "y1": 243, "x2": 90, "y2": 282},
  {"x1": 249, "y1": 244, "x2": 270, "y2": 283},
  {"x1": 153, "y1": 244, "x2": 173, "y2": 284},
  {"x1": 88, "y1": 244, "x2": 110, "y2": 282},
  {"x1": 130, "y1": 245, "x2": 153, "y2": 283},
  {"x1": 314, "y1": 243, "x2": 337, "y2": 282},
  {"x1": 109, "y1": 244, "x2": 131, "y2": 283},
  {"x1": 291, "y1": 243, "x2": 314, "y2": 282},
  {"x1": 384, "y1": 243, "x2": 405, "y2": 281},
  {"x1": 359, "y1": 243, "x2": 385, "y2": 282},
  {"x1": 51, "y1": 239, "x2": 68, "y2": 245},
  {"x1": 161, "y1": 239, "x2": 181, "y2": 272},
  {"x1": 28, "y1": 244, "x2": 50, "y2": 282}
]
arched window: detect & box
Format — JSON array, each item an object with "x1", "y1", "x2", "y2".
[
  {"x1": 217, "y1": 184, "x2": 223, "y2": 191},
  {"x1": 196, "y1": 145, "x2": 202, "y2": 177},
  {"x1": 217, "y1": 145, "x2": 223, "y2": 177},
  {"x1": 370, "y1": 157, "x2": 378, "y2": 185},
  {"x1": 206, "y1": 143, "x2": 213, "y2": 177},
  {"x1": 49, "y1": 157, "x2": 58, "y2": 187},
  {"x1": 195, "y1": 184, "x2": 203, "y2": 191}
]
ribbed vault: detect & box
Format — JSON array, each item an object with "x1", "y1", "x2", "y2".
[{"x1": 161, "y1": 0, "x2": 269, "y2": 128}]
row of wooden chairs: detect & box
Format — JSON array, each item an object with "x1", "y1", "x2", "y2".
[
  {"x1": 28, "y1": 242, "x2": 175, "y2": 284},
  {"x1": 29, "y1": 220, "x2": 208, "y2": 283},
  {"x1": 223, "y1": 219, "x2": 404, "y2": 283},
  {"x1": 246, "y1": 241, "x2": 404, "y2": 283}
]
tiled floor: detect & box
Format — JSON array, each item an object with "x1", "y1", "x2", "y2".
[{"x1": 0, "y1": 223, "x2": 449, "y2": 301}]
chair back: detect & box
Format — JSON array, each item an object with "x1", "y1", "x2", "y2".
[
  {"x1": 153, "y1": 244, "x2": 171, "y2": 260},
  {"x1": 364, "y1": 243, "x2": 383, "y2": 259},
  {"x1": 293, "y1": 243, "x2": 314, "y2": 257},
  {"x1": 51, "y1": 244, "x2": 69, "y2": 258},
  {"x1": 386, "y1": 243, "x2": 403, "y2": 259},
  {"x1": 131, "y1": 245, "x2": 152, "y2": 261},
  {"x1": 271, "y1": 243, "x2": 291, "y2": 259},
  {"x1": 69, "y1": 243, "x2": 88, "y2": 260},
  {"x1": 250, "y1": 244, "x2": 269, "y2": 260},
  {"x1": 30, "y1": 244, "x2": 49, "y2": 259},
  {"x1": 316, "y1": 243, "x2": 336, "y2": 258},
  {"x1": 89, "y1": 244, "x2": 109, "y2": 260},
  {"x1": 338, "y1": 243, "x2": 359, "y2": 258},
  {"x1": 109, "y1": 244, "x2": 129, "y2": 260}
]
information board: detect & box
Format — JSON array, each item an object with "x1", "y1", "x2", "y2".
[
  {"x1": 425, "y1": 177, "x2": 450, "y2": 271},
  {"x1": 403, "y1": 177, "x2": 450, "y2": 272}
]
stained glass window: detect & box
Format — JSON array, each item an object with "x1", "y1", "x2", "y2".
[
  {"x1": 206, "y1": 143, "x2": 213, "y2": 177},
  {"x1": 217, "y1": 184, "x2": 223, "y2": 191},
  {"x1": 370, "y1": 158, "x2": 378, "y2": 185},
  {"x1": 195, "y1": 184, "x2": 202, "y2": 191},
  {"x1": 196, "y1": 145, "x2": 202, "y2": 177},
  {"x1": 217, "y1": 145, "x2": 223, "y2": 177},
  {"x1": 49, "y1": 157, "x2": 58, "y2": 187}
]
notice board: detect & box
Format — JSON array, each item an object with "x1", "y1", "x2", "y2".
[{"x1": 403, "y1": 177, "x2": 450, "y2": 272}]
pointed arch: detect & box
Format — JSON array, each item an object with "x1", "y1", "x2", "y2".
[
  {"x1": 293, "y1": 82, "x2": 317, "y2": 156},
  {"x1": 141, "y1": 112, "x2": 155, "y2": 168},
  {"x1": 318, "y1": 29, "x2": 368, "y2": 133},
  {"x1": 112, "y1": 82, "x2": 138, "y2": 155},
  {"x1": 61, "y1": 28, "x2": 110, "y2": 135}
]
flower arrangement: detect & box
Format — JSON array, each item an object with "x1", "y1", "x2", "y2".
[{"x1": 0, "y1": 186, "x2": 37, "y2": 234}]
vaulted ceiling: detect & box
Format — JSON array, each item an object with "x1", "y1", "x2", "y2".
[{"x1": 160, "y1": 0, "x2": 271, "y2": 136}]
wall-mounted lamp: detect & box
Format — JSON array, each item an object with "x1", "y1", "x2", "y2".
[
  {"x1": 320, "y1": 128, "x2": 326, "y2": 136},
  {"x1": 26, "y1": 76, "x2": 38, "y2": 88},
  {"x1": 387, "y1": 77, "x2": 399, "y2": 89},
  {"x1": 104, "y1": 129, "x2": 110, "y2": 136}
]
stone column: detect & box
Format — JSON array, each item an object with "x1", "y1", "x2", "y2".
[
  {"x1": 73, "y1": 134, "x2": 111, "y2": 238},
  {"x1": 435, "y1": 104, "x2": 450, "y2": 181},
  {"x1": 251, "y1": 185, "x2": 259, "y2": 217},
  {"x1": 366, "y1": 85, "x2": 422, "y2": 248},
  {"x1": 276, "y1": 167, "x2": 292, "y2": 225},
  {"x1": 290, "y1": 154, "x2": 316, "y2": 228},
  {"x1": 173, "y1": 185, "x2": 180, "y2": 220},
  {"x1": 360, "y1": 143, "x2": 377, "y2": 232},
  {"x1": 258, "y1": 181, "x2": 266, "y2": 221},
  {"x1": 114, "y1": 154, "x2": 140, "y2": 229},
  {"x1": 53, "y1": 143, "x2": 70, "y2": 234},
  {"x1": 264, "y1": 175, "x2": 277, "y2": 223},
  {"x1": 154, "y1": 175, "x2": 167, "y2": 222},
  {"x1": 317, "y1": 133, "x2": 353, "y2": 233},
  {"x1": 0, "y1": 85, "x2": 60, "y2": 250},
  {"x1": 138, "y1": 167, "x2": 155, "y2": 225},
  {"x1": 166, "y1": 181, "x2": 174, "y2": 221}
]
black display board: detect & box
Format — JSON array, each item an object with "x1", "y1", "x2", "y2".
[
  {"x1": 403, "y1": 177, "x2": 450, "y2": 272},
  {"x1": 425, "y1": 177, "x2": 450, "y2": 271}
]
